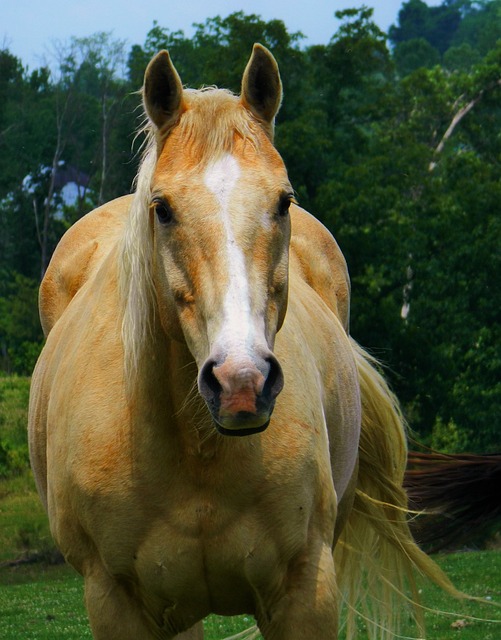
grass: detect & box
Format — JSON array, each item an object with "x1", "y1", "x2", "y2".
[
  {"x1": 0, "y1": 564, "x2": 92, "y2": 639},
  {"x1": 407, "y1": 551, "x2": 501, "y2": 640},
  {"x1": 1, "y1": 549, "x2": 500, "y2": 639},
  {"x1": 0, "y1": 563, "x2": 256, "y2": 640},
  {"x1": 0, "y1": 472, "x2": 53, "y2": 564}
]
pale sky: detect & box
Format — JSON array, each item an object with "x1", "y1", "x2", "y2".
[{"x1": 2, "y1": 0, "x2": 442, "y2": 70}]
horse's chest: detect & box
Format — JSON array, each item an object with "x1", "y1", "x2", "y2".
[
  {"x1": 76, "y1": 438, "x2": 317, "y2": 614},
  {"x1": 130, "y1": 496, "x2": 291, "y2": 615}
]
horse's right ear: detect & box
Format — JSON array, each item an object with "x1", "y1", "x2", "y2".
[{"x1": 143, "y1": 50, "x2": 184, "y2": 133}]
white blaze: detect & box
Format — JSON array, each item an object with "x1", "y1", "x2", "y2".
[{"x1": 204, "y1": 154, "x2": 261, "y2": 358}]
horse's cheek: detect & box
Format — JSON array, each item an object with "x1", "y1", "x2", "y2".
[{"x1": 153, "y1": 278, "x2": 183, "y2": 343}]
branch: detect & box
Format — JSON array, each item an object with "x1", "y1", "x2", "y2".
[
  {"x1": 429, "y1": 78, "x2": 501, "y2": 172},
  {"x1": 429, "y1": 94, "x2": 483, "y2": 172}
]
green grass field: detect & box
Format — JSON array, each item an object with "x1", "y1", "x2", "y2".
[
  {"x1": 0, "y1": 563, "x2": 257, "y2": 640},
  {"x1": 1, "y1": 376, "x2": 500, "y2": 638},
  {"x1": 1, "y1": 551, "x2": 501, "y2": 639}
]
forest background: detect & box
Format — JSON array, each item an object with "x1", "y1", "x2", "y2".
[{"x1": 0, "y1": 0, "x2": 499, "y2": 454}]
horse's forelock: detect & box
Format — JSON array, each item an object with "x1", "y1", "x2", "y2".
[{"x1": 177, "y1": 89, "x2": 262, "y2": 162}]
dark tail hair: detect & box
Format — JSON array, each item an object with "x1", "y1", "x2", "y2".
[{"x1": 405, "y1": 451, "x2": 501, "y2": 552}]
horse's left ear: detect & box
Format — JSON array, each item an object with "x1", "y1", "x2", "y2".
[
  {"x1": 143, "y1": 50, "x2": 184, "y2": 134},
  {"x1": 241, "y1": 44, "x2": 282, "y2": 138}
]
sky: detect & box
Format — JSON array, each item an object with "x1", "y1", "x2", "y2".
[{"x1": 1, "y1": 0, "x2": 442, "y2": 71}]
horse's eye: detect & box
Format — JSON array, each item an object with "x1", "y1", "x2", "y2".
[
  {"x1": 153, "y1": 199, "x2": 174, "y2": 225},
  {"x1": 278, "y1": 195, "x2": 293, "y2": 217}
]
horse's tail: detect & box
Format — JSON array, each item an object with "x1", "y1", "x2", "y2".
[{"x1": 335, "y1": 339, "x2": 466, "y2": 639}]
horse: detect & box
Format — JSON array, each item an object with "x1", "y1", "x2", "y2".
[{"x1": 29, "y1": 44, "x2": 459, "y2": 640}]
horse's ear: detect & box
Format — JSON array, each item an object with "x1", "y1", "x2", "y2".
[
  {"x1": 143, "y1": 50, "x2": 184, "y2": 133},
  {"x1": 241, "y1": 44, "x2": 282, "y2": 138}
]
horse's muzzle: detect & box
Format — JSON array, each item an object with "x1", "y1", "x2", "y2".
[{"x1": 198, "y1": 353, "x2": 284, "y2": 435}]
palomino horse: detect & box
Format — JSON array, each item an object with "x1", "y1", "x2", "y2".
[{"x1": 29, "y1": 45, "x2": 457, "y2": 639}]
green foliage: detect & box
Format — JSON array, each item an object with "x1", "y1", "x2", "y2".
[
  {"x1": 129, "y1": 12, "x2": 304, "y2": 91},
  {"x1": 430, "y1": 417, "x2": 470, "y2": 452},
  {"x1": 394, "y1": 37, "x2": 441, "y2": 75},
  {"x1": 0, "y1": 470, "x2": 55, "y2": 565},
  {"x1": 0, "y1": 440, "x2": 29, "y2": 479},
  {"x1": 0, "y1": 274, "x2": 43, "y2": 374},
  {"x1": 390, "y1": 0, "x2": 501, "y2": 64},
  {"x1": 0, "y1": 33, "x2": 136, "y2": 281},
  {"x1": 451, "y1": 0, "x2": 501, "y2": 56},
  {"x1": 0, "y1": 377, "x2": 54, "y2": 564},
  {"x1": 443, "y1": 42, "x2": 482, "y2": 71},
  {"x1": 308, "y1": 6, "x2": 501, "y2": 453},
  {"x1": 0, "y1": 377, "x2": 31, "y2": 477},
  {"x1": 389, "y1": 0, "x2": 464, "y2": 53}
]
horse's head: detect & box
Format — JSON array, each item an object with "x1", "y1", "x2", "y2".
[{"x1": 142, "y1": 45, "x2": 292, "y2": 435}]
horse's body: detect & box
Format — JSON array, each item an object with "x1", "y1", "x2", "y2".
[{"x1": 29, "y1": 45, "x2": 456, "y2": 640}]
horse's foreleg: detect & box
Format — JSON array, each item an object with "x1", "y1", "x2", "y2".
[
  {"x1": 256, "y1": 542, "x2": 338, "y2": 640},
  {"x1": 84, "y1": 566, "x2": 159, "y2": 639},
  {"x1": 84, "y1": 560, "x2": 204, "y2": 640}
]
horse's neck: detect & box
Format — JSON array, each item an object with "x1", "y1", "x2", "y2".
[{"x1": 137, "y1": 332, "x2": 217, "y2": 453}]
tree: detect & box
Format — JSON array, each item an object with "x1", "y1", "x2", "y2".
[
  {"x1": 451, "y1": 0, "x2": 501, "y2": 56},
  {"x1": 389, "y1": 0, "x2": 501, "y2": 61},
  {"x1": 0, "y1": 48, "x2": 24, "y2": 153},
  {"x1": 27, "y1": 33, "x2": 132, "y2": 274},
  {"x1": 389, "y1": 0, "x2": 464, "y2": 54},
  {"x1": 393, "y1": 38, "x2": 441, "y2": 76},
  {"x1": 0, "y1": 50, "x2": 40, "y2": 198},
  {"x1": 316, "y1": 37, "x2": 501, "y2": 451},
  {"x1": 0, "y1": 271, "x2": 43, "y2": 374},
  {"x1": 280, "y1": 8, "x2": 394, "y2": 208},
  {"x1": 67, "y1": 33, "x2": 129, "y2": 205}
]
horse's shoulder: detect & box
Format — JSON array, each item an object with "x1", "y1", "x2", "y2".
[
  {"x1": 290, "y1": 204, "x2": 350, "y2": 331},
  {"x1": 39, "y1": 194, "x2": 133, "y2": 336}
]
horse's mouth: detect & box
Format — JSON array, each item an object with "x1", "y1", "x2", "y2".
[
  {"x1": 214, "y1": 417, "x2": 271, "y2": 437},
  {"x1": 209, "y1": 405, "x2": 275, "y2": 437}
]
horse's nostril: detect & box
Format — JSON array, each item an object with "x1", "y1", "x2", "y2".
[
  {"x1": 264, "y1": 355, "x2": 284, "y2": 400},
  {"x1": 199, "y1": 360, "x2": 221, "y2": 402}
]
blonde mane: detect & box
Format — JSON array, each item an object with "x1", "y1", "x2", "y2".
[{"x1": 118, "y1": 89, "x2": 266, "y2": 384}]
